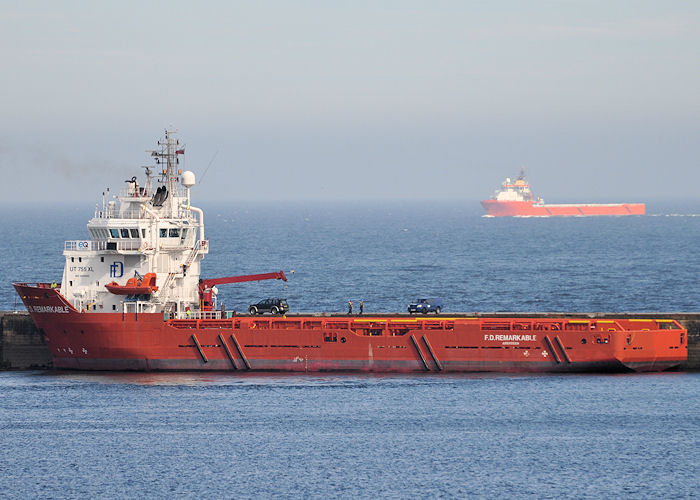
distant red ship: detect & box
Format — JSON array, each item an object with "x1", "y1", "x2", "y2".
[{"x1": 481, "y1": 170, "x2": 645, "y2": 217}]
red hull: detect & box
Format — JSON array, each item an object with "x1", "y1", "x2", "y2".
[
  {"x1": 15, "y1": 284, "x2": 686, "y2": 373},
  {"x1": 481, "y1": 200, "x2": 645, "y2": 217}
]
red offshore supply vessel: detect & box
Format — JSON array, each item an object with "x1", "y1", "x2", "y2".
[
  {"x1": 14, "y1": 132, "x2": 684, "y2": 373},
  {"x1": 481, "y1": 170, "x2": 645, "y2": 217}
]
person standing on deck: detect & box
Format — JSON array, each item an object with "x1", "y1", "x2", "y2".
[
  {"x1": 348, "y1": 300, "x2": 353, "y2": 315},
  {"x1": 359, "y1": 300, "x2": 364, "y2": 315}
]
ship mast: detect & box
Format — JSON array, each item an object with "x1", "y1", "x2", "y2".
[{"x1": 148, "y1": 128, "x2": 183, "y2": 217}]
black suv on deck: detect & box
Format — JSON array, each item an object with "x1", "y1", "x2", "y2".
[
  {"x1": 408, "y1": 298, "x2": 443, "y2": 314},
  {"x1": 248, "y1": 298, "x2": 290, "y2": 315}
]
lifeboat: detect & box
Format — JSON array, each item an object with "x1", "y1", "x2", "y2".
[{"x1": 105, "y1": 273, "x2": 158, "y2": 295}]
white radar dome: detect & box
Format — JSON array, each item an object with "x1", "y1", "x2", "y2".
[{"x1": 181, "y1": 171, "x2": 196, "y2": 188}]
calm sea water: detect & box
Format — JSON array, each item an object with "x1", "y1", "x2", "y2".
[
  {"x1": 0, "y1": 371, "x2": 698, "y2": 498},
  {"x1": 1, "y1": 201, "x2": 699, "y2": 498}
]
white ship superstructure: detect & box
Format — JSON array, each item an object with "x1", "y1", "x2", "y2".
[
  {"x1": 491, "y1": 169, "x2": 541, "y2": 203},
  {"x1": 60, "y1": 130, "x2": 207, "y2": 317}
]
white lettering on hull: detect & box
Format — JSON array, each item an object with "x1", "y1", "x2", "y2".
[
  {"x1": 483, "y1": 334, "x2": 537, "y2": 343},
  {"x1": 69, "y1": 266, "x2": 94, "y2": 272},
  {"x1": 28, "y1": 305, "x2": 70, "y2": 313}
]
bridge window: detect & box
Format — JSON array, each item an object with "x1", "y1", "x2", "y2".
[
  {"x1": 169, "y1": 228, "x2": 180, "y2": 237},
  {"x1": 120, "y1": 229, "x2": 130, "y2": 238},
  {"x1": 141, "y1": 229, "x2": 146, "y2": 238},
  {"x1": 160, "y1": 228, "x2": 167, "y2": 237},
  {"x1": 110, "y1": 229, "x2": 120, "y2": 238},
  {"x1": 129, "y1": 229, "x2": 139, "y2": 238}
]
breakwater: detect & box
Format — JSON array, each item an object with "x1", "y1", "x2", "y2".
[
  {"x1": 1, "y1": 311, "x2": 53, "y2": 369},
  {"x1": 2, "y1": 311, "x2": 698, "y2": 370}
]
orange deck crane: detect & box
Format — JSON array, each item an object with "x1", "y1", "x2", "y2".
[{"x1": 198, "y1": 271, "x2": 287, "y2": 310}]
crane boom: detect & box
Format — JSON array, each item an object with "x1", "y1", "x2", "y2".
[{"x1": 198, "y1": 271, "x2": 287, "y2": 310}]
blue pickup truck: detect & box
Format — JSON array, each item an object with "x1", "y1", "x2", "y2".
[{"x1": 407, "y1": 298, "x2": 443, "y2": 314}]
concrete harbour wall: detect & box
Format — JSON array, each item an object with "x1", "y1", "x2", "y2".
[
  {"x1": 1, "y1": 312, "x2": 53, "y2": 369},
  {"x1": 1, "y1": 311, "x2": 698, "y2": 371}
]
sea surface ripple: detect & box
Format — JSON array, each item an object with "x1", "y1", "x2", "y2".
[{"x1": 0, "y1": 371, "x2": 698, "y2": 499}]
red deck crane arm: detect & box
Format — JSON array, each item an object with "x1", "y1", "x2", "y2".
[
  {"x1": 198, "y1": 271, "x2": 287, "y2": 310},
  {"x1": 199, "y1": 271, "x2": 287, "y2": 289}
]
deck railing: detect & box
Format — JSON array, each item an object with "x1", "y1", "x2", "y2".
[
  {"x1": 65, "y1": 239, "x2": 203, "y2": 253},
  {"x1": 171, "y1": 310, "x2": 228, "y2": 320},
  {"x1": 93, "y1": 204, "x2": 191, "y2": 220},
  {"x1": 65, "y1": 240, "x2": 142, "y2": 252},
  {"x1": 94, "y1": 208, "x2": 146, "y2": 219}
]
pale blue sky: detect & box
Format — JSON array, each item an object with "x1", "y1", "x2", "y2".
[{"x1": 1, "y1": 1, "x2": 698, "y2": 202}]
